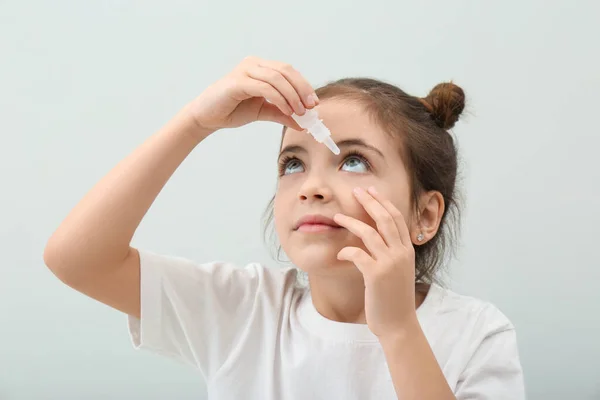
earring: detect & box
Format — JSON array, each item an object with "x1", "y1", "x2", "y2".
[{"x1": 416, "y1": 233, "x2": 424, "y2": 242}]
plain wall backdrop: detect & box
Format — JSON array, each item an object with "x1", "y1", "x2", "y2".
[{"x1": 1, "y1": 0, "x2": 599, "y2": 399}]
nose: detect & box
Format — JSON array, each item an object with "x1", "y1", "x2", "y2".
[{"x1": 298, "y1": 172, "x2": 333, "y2": 203}]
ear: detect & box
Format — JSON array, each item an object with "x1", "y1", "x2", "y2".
[{"x1": 411, "y1": 191, "x2": 445, "y2": 245}]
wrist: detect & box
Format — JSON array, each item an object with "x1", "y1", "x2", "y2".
[
  {"x1": 174, "y1": 104, "x2": 216, "y2": 144},
  {"x1": 378, "y1": 315, "x2": 422, "y2": 348}
]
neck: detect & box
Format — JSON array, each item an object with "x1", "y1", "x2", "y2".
[
  {"x1": 308, "y1": 270, "x2": 367, "y2": 324},
  {"x1": 307, "y1": 270, "x2": 429, "y2": 325}
]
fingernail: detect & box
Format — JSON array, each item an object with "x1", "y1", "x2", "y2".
[
  {"x1": 306, "y1": 94, "x2": 316, "y2": 107},
  {"x1": 353, "y1": 187, "x2": 363, "y2": 196},
  {"x1": 297, "y1": 102, "x2": 306, "y2": 114},
  {"x1": 368, "y1": 186, "x2": 378, "y2": 194}
]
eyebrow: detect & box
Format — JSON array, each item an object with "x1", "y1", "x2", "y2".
[{"x1": 278, "y1": 138, "x2": 385, "y2": 159}]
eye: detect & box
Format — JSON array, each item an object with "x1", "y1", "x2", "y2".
[
  {"x1": 341, "y1": 152, "x2": 371, "y2": 173},
  {"x1": 279, "y1": 157, "x2": 305, "y2": 176}
]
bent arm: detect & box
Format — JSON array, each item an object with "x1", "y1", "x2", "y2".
[{"x1": 43, "y1": 106, "x2": 212, "y2": 318}]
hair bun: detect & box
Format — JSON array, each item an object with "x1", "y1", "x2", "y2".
[{"x1": 421, "y1": 82, "x2": 465, "y2": 130}]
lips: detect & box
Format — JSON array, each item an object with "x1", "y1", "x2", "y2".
[{"x1": 294, "y1": 214, "x2": 341, "y2": 230}]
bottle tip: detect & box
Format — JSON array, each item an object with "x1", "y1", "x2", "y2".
[{"x1": 324, "y1": 137, "x2": 340, "y2": 155}]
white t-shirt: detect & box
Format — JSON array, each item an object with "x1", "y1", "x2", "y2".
[{"x1": 128, "y1": 250, "x2": 526, "y2": 399}]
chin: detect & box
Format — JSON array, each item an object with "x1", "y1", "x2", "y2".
[
  {"x1": 286, "y1": 246, "x2": 357, "y2": 276},
  {"x1": 280, "y1": 233, "x2": 366, "y2": 275}
]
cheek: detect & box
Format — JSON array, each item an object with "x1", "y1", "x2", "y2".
[
  {"x1": 273, "y1": 188, "x2": 291, "y2": 238},
  {"x1": 387, "y1": 193, "x2": 414, "y2": 229},
  {"x1": 389, "y1": 193, "x2": 412, "y2": 220},
  {"x1": 350, "y1": 186, "x2": 413, "y2": 229},
  {"x1": 273, "y1": 195, "x2": 284, "y2": 232}
]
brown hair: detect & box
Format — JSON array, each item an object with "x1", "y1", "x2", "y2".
[{"x1": 263, "y1": 78, "x2": 466, "y2": 285}]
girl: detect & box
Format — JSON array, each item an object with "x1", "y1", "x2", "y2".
[{"x1": 44, "y1": 56, "x2": 525, "y2": 399}]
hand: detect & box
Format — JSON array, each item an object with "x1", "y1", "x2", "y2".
[
  {"x1": 333, "y1": 186, "x2": 418, "y2": 339},
  {"x1": 185, "y1": 56, "x2": 318, "y2": 133}
]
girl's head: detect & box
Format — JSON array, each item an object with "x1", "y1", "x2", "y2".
[{"x1": 265, "y1": 78, "x2": 465, "y2": 284}]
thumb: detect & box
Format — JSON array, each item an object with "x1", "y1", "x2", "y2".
[{"x1": 258, "y1": 102, "x2": 303, "y2": 131}]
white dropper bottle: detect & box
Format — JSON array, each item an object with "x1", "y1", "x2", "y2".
[{"x1": 291, "y1": 109, "x2": 340, "y2": 155}]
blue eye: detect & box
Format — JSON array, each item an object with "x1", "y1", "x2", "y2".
[
  {"x1": 281, "y1": 158, "x2": 304, "y2": 175},
  {"x1": 341, "y1": 155, "x2": 370, "y2": 173},
  {"x1": 278, "y1": 151, "x2": 372, "y2": 176}
]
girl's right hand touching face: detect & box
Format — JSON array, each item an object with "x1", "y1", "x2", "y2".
[{"x1": 186, "y1": 56, "x2": 318, "y2": 133}]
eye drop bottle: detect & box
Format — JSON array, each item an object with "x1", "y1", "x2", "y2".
[{"x1": 291, "y1": 109, "x2": 340, "y2": 155}]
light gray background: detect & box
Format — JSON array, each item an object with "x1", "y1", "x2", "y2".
[{"x1": 1, "y1": 1, "x2": 599, "y2": 399}]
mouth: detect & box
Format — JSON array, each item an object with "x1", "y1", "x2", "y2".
[{"x1": 294, "y1": 214, "x2": 342, "y2": 233}]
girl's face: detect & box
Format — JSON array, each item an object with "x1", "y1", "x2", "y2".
[{"x1": 274, "y1": 99, "x2": 416, "y2": 276}]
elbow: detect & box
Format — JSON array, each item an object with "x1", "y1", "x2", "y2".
[{"x1": 43, "y1": 239, "x2": 78, "y2": 286}]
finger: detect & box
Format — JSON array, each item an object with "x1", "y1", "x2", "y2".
[
  {"x1": 352, "y1": 187, "x2": 403, "y2": 248},
  {"x1": 366, "y1": 186, "x2": 412, "y2": 247},
  {"x1": 246, "y1": 65, "x2": 306, "y2": 116},
  {"x1": 333, "y1": 213, "x2": 388, "y2": 258},
  {"x1": 242, "y1": 79, "x2": 293, "y2": 116},
  {"x1": 337, "y1": 246, "x2": 374, "y2": 275},
  {"x1": 257, "y1": 59, "x2": 319, "y2": 109},
  {"x1": 257, "y1": 102, "x2": 303, "y2": 130}
]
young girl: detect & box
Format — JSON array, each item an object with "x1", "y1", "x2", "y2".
[{"x1": 44, "y1": 56, "x2": 525, "y2": 399}]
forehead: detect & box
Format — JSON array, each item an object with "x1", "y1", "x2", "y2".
[{"x1": 281, "y1": 99, "x2": 397, "y2": 151}]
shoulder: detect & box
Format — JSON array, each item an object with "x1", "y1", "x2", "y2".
[
  {"x1": 129, "y1": 250, "x2": 302, "y2": 377},
  {"x1": 421, "y1": 283, "x2": 517, "y2": 347},
  {"x1": 435, "y1": 285, "x2": 515, "y2": 332},
  {"x1": 137, "y1": 249, "x2": 300, "y2": 301}
]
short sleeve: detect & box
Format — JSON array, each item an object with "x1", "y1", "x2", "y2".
[
  {"x1": 127, "y1": 250, "x2": 267, "y2": 380},
  {"x1": 455, "y1": 316, "x2": 526, "y2": 399}
]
